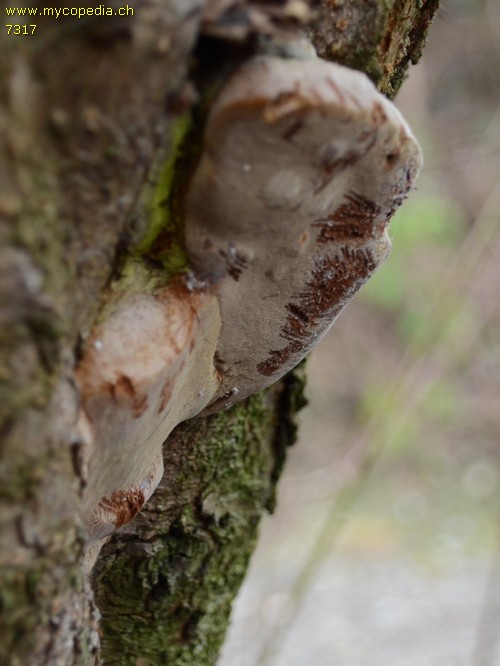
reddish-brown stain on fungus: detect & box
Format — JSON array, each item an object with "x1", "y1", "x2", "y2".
[
  {"x1": 219, "y1": 245, "x2": 249, "y2": 281},
  {"x1": 264, "y1": 90, "x2": 308, "y2": 122},
  {"x1": 314, "y1": 192, "x2": 383, "y2": 242},
  {"x1": 282, "y1": 118, "x2": 305, "y2": 142},
  {"x1": 105, "y1": 374, "x2": 148, "y2": 417},
  {"x1": 158, "y1": 379, "x2": 173, "y2": 413},
  {"x1": 257, "y1": 246, "x2": 378, "y2": 376},
  {"x1": 111, "y1": 374, "x2": 136, "y2": 400},
  {"x1": 133, "y1": 395, "x2": 149, "y2": 418},
  {"x1": 371, "y1": 101, "x2": 388, "y2": 127},
  {"x1": 299, "y1": 230, "x2": 309, "y2": 247},
  {"x1": 314, "y1": 131, "x2": 377, "y2": 193},
  {"x1": 325, "y1": 76, "x2": 347, "y2": 105},
  {"x1": 98, "y1": 488, "x2": 146, "y2": 528}
]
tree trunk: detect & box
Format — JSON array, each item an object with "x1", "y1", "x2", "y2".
[{"x1": 0, "y1": 1, "x2": 437, "y2": 664}]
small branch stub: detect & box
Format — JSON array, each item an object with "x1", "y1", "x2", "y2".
[{"x1": 76, "y1": 54, "x2": 422, "y2": 546}]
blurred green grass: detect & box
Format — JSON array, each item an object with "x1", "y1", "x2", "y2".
[{"x1": 362, "y1": 194, "x2": 467, "y2": 344}]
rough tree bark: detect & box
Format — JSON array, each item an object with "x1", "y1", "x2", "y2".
[{"x1": 0, "y1": 1, "x2": 437, "y2": 664}]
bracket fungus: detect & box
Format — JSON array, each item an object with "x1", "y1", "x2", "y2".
[{"x1": 76, "y1": 55, "x2": 422, "y2": 545}]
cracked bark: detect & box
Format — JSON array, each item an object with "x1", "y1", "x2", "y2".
[{"x1": 0, "y1": 1, "x2": 437, "y2": 664}]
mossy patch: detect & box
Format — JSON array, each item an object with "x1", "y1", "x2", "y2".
[
  {"x1": 135, "y1": 113, "x2": 192, "y2": 274},
  {"x1": 93, "y1": 366, "x2": 307, "y2": 666},
  {"x1": 94, "y1": 391, "x2": 275, "y2": 665}
]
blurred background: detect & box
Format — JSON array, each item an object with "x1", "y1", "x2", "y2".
[{"x1": 219, "y1": 0, "x2": 500, "y2": 664}]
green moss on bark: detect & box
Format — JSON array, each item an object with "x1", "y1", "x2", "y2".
[
  {"x1": 377, "y1": 0, "x2": 439, "y2": 98},
  {"x1": 133, "y1": 80, "x2": 221, "y2": 281},
  {"x1": 308, "y1": 0, "x2": 438, "y2": 99},
  {"x1": 135, "y1": 113, "x2": 192, "y2": 273},
  {"x1": 94, "y1": 393, "x2": 276, "y2": 665},
  {"x1": 93, "y1": 370, "x2": 306, "y2": 666}
]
